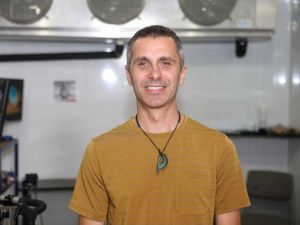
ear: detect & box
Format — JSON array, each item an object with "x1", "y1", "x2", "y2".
[
  {"x1": 179, "y1": 65, "x2": 187, "y2": 85},
  {"x1": 125, "y1": 65, "x2": 132, "y2": 86}
]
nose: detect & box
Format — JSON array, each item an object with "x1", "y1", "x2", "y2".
[{"x1": 148, "y1": 64, "x2": 161, "y2": 80}]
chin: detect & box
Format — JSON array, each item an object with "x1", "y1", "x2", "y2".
[
  {"x1": 138, "y1": 96, "x2": 175, "y2": 109},
  {"x1": 144, "y1": 101, "x2": 170, "y2": 109}
]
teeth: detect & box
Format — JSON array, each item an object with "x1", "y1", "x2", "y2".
[{"x1": 147, "y1": 86, "x2": 163, "y2": 90}]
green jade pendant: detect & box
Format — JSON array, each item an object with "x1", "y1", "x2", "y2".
[{"x1": 157, "y1": 153, "x2": 168, "y2": 173}]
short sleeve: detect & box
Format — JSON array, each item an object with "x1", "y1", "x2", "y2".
[
  {"x1": 215, "y1": 136, "x2": 250, "y2": 214},
  {"x1": 69, "y1": 140, "x2": 108, "y2": 221}
]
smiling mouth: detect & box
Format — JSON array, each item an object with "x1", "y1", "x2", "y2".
[{"x1": 146, "y1": 86, "x2": 164, "y2": 90}]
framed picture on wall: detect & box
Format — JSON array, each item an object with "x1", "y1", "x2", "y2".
[
  {"x1": 5, "y1": 79, "x2": 23, "y2": 121},
  {"x1": 0, "y1": 78, "x2": 10, "y2": 138}
]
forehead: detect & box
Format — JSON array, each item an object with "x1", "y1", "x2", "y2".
[{"x1": 131, "y1": 37, "x2": 178, "y2": 58}]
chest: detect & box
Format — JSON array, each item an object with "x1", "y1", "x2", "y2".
[{"x1": 101, "y1": 136, "x2": 218, "y2": 204}]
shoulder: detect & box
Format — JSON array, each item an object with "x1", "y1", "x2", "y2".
[
  {"x1": 89, "y1": 119, "x2": 135, "y2": 148},
  {"x1": 185, "y1": 116, "x2": 229, "y2": 141},
  {"x1": 185, "y1": 116, "x2": 235, "y2": 152}
]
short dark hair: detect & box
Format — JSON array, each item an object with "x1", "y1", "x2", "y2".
[{"x1": 126, "y1": 25, "x2": 184, "y2": 70}]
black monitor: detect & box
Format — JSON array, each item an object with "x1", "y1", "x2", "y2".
[{"x1": 0, "y1": 78, "x2": 10, "y2": 140}]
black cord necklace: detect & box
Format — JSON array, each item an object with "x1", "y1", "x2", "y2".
[{"x1": 135, "y1": 111, "x2": 181, "y2": 173}]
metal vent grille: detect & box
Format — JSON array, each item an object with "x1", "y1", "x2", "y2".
[
  {"x1": 179, "y1": 0, "x2": 237, "y2": 26},
  {"x1": 87, "y1": 0, "x2": 145, "y2": 25},
  {"x1": 0, "y1": 0, "x2": 53, "y2": 24}
]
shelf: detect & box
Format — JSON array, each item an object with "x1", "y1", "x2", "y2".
[
  {"x1": 19, "y1": 179, "x2": 76, "y2": 192},
  {"x1": 1, "y1": 180, "x2": 17, "y2": 194},
  {"x1": 0, "y1": 139, "x2": 18, "y2": 150},
  {"x1": 224, "y1": 129, "x2": 300, "y2": 138},
  {"x1": 35, "y1": 179, "x2": 75, "y2": 191},
  {"x1": 225, "y1": 132, "x2": 300, "y2": 138},
  {"x1": 0, "y1": 139, "x2": 18, "y2": 195}
]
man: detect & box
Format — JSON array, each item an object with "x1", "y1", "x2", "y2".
[{"x1": 69, "y1": 25, "x2": 250, "y2": 225}]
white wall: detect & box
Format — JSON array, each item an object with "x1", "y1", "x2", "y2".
[
  {"x1": 289, "y1": 1, "x2": 300, "y2": 224},
  {"x1": 0, "y1": 0, "x2": 294, "y2": 179},
  {"x1": 290, "y1": 0, "x2": 300, "y2": 129}
]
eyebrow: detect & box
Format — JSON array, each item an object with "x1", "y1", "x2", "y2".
[
  {"x1": 133, "y1": 56, "x2": 175, "y2": 64},
  {"x1": 159, "y1": 56, "x2": 175, "y2": 62}
]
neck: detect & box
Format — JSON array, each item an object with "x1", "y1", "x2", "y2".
[{"x1": 135, "y1": 107, "x2": 182, "y2": 133}]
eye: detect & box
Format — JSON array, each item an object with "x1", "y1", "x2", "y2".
[
  {"x1": 161, "y1": 60, "x2": 172, "y2": 67},
  {"x1": 138, "y1": 61, "x2": 146, "y2": 66},
  {"x1": 136, "y1": 60, "x2": 148, "y2": 67},
  {"x1": 159, "y1": 57, "x2": 174, "y2": 67}
]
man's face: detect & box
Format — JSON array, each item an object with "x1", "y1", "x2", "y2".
[{"x1": 125, "y1": 37, "x2": 186, "y2": 110}]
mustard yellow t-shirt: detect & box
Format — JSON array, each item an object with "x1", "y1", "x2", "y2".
[{"x1": 69, "y1": 116, "x2": 250, "y2": 225}]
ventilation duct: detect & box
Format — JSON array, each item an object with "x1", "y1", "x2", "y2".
[{"x1": 0, "y1": 0, "x2": 277, "y2": 42}]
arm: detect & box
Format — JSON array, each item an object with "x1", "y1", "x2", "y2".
[
  {"x1": 79, "y1": 216, "x2": 105, "y2": 225},
  {"x1": 215, "y1": 209, "x2": 241, "y2": 225},
  {"x1": 70, "y1": 141, "x2": 109, "y2": 225}
]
